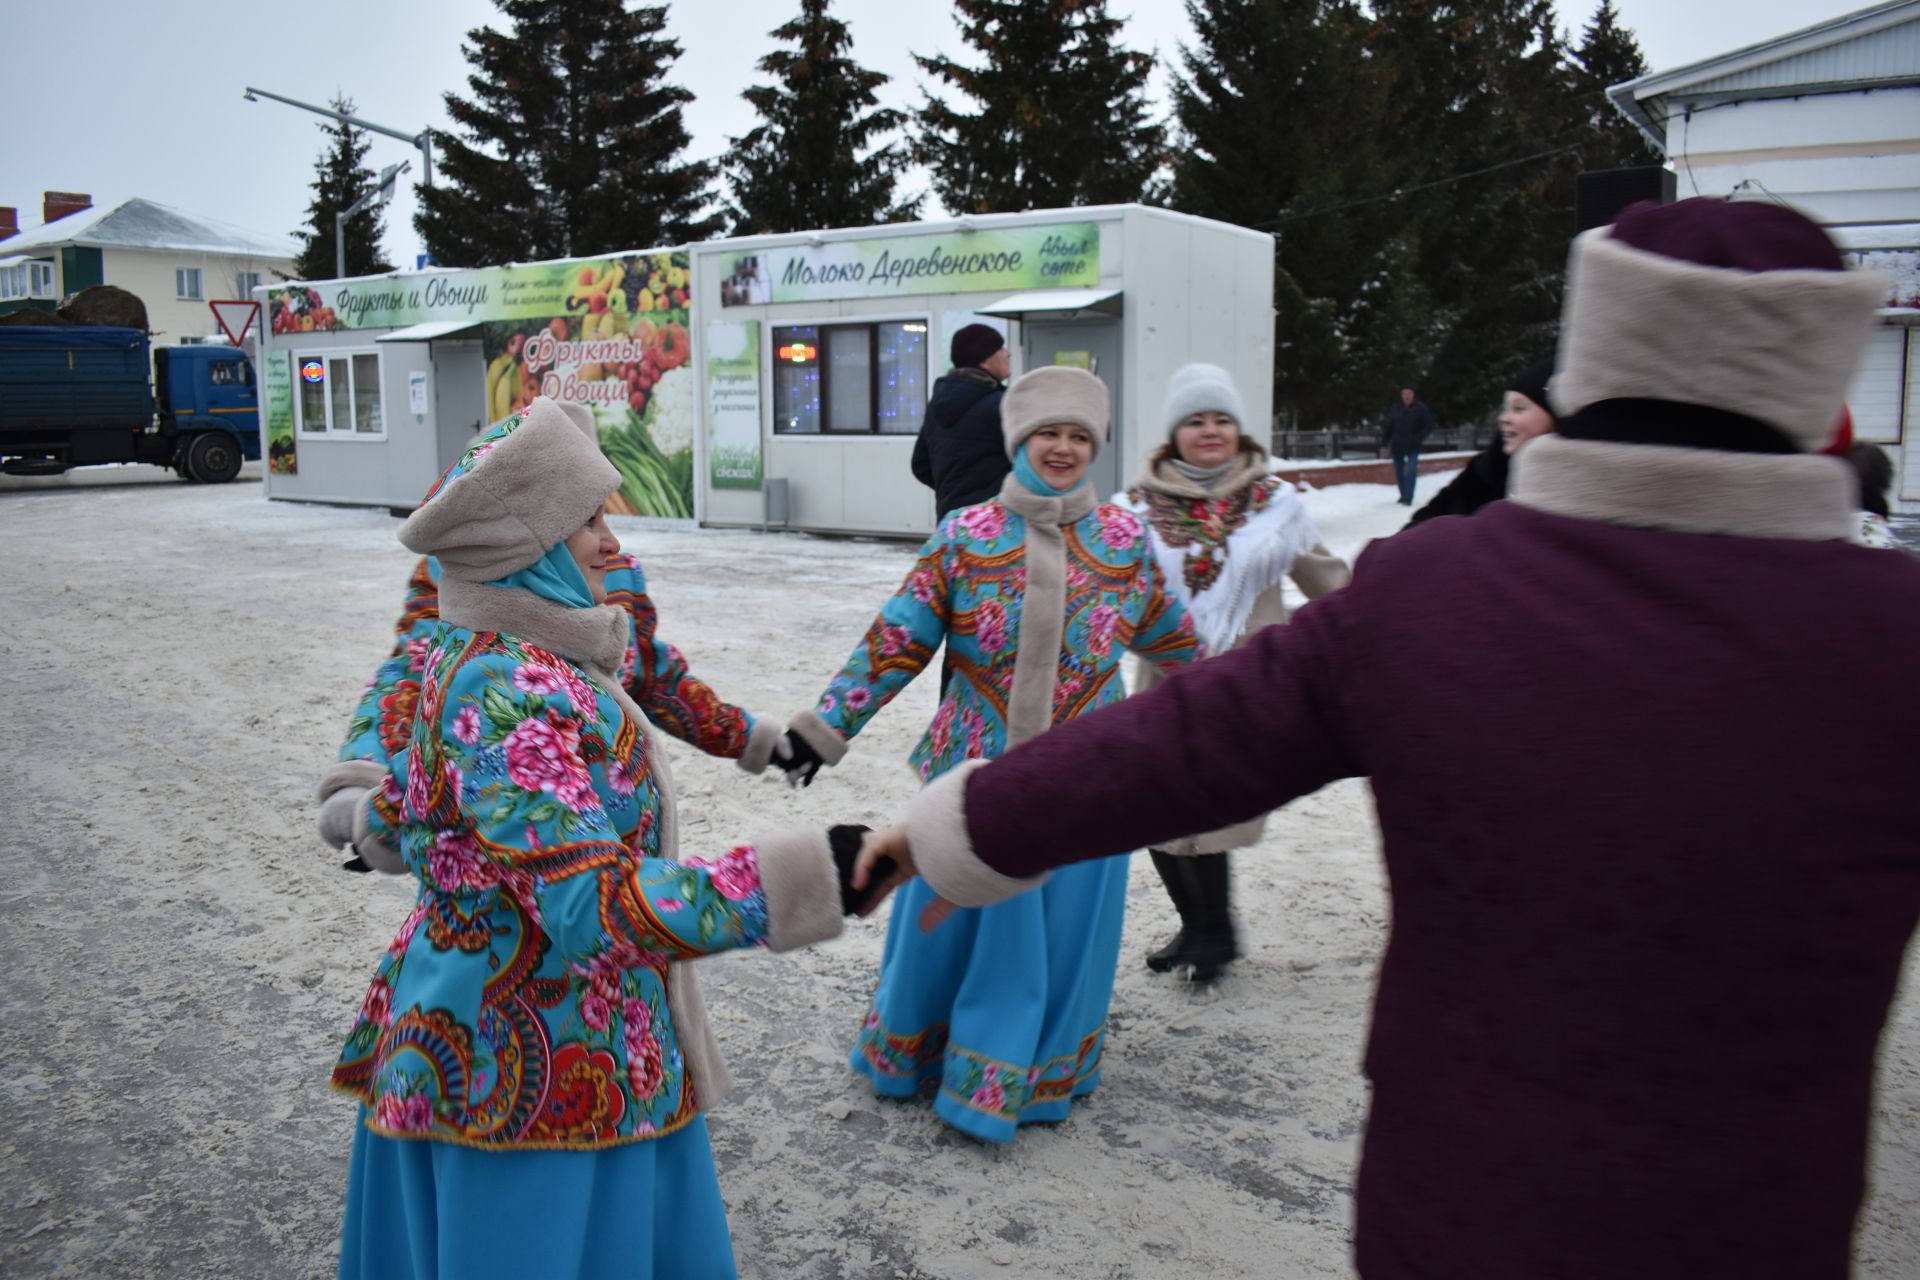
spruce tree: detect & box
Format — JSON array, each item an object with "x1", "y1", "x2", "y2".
[
  {"x1": 292, "y1": 97, "x2": 395, "y2": 281},
  {"x1": 724, "y1": 0, "x2": 919, "y2": 234},
  {"x1": 1364, "y1": 0, "x2": 1578, "y2": 421},
  {"x1": 417, "y1": 0, "x2": 719, "y2": 268},
  {"x1": 915, "y1": 0, "x2": 1163, "y2": 213},
  {"x1": 1570, "y1": 0, "x2": 1659, "y2": 169},
  {"x1": 1170, "y1": 0, "x2": 1432, "y2": 426}
]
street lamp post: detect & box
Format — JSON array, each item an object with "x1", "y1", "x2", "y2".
[
  {"x1": 243, "y1": 86, "x2": 434, "y2": 187},
  {"x1": 338, "y1": 161, "x2": 410, "y2": 278}
]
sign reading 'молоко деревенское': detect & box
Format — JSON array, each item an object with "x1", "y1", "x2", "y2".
[{"x1": 716, "y1": 223, "x2": 1100, "y2": 308}]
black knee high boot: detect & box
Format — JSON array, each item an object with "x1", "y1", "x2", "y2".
[
  {"x1": 1185, "y1": 852, "x2": 1239, "y2": 984},
  {"x1": 1145, "y1": 849, "x2": 1200, "y2": 973}
]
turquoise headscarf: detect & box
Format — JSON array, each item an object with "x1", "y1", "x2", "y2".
[
  {"x1": 1012, "y1": 445, "x2": 1087, "y2": 498},
  {"x1": 484, "y1": 540, "x2": 596, "y2": 608}
]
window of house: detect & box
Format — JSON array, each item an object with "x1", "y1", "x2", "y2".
[
  {"x1": 235, "y1": 271, "x2": 262, "y2": 297},
  {"x1": 294, "y1": 349, "x2": 384, "y2": 436},
  {"x1": 771, "y1": 321, "x2": 929, "y2": 435},
  {"x1": 0, "y1": 260, "x2": 54, "y2": 300},
  {"x1": 176, "y1": 267, "x2": 203, "y2": 300}
]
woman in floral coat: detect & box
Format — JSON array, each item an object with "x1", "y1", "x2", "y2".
[
  {"x1": 317, "y1": 401, "x2": 783, "y2": 873},
  {"x1": 783, "y1": 366, "x2": 1199, "y2": 1143},
  {"x1": 330, "y1": 398, "x2": 867, "y2": 1279},
  {"x1": 1117, "y1": 364, "x2": 1350, "y2": 982}
]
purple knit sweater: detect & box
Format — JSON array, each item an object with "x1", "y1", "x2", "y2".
[{"x1": 961, "y1": 501, "x2": 1920, "y2": 1278}]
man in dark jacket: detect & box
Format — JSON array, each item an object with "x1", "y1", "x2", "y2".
[
  {"x1": 912, "y1": 324, "x2": 1012, "y2": 519},
  {"x1": 1379, "y1": 386, "x2": 1437, "y2": 505},
  {"x1": 861, "y1": 200, "x2": 1915, "y2": 1280}
]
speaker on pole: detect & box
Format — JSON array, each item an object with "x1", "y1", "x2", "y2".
[{"x1": 1575, "y1": 166, "x2": 1676, "y2": 233}]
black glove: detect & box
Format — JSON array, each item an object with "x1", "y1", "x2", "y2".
[
  {"x1": 829, "y1": 824, "x2": 897, "y2": 916},
  {"x1": 779, "y1": 729, "x2": 825, "y2": 789}
]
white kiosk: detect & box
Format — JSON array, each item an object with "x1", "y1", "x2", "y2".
[{"x1": 693, "y1": 205, "x2": 1275, "y2": 537}]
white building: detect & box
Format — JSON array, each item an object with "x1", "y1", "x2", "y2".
[
  {"x1": 0, "y1": 195, "x2": 296, "y2": 342},
  {"x1": 1609, "y1": 0, "x2": 1920, "y2": 509}
]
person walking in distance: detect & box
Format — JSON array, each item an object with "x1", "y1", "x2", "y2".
[{"x1": 1379, "y1": 385, "x2": 1437, "y2": 505}]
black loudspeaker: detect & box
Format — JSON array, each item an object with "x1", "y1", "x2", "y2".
[{"x1": 1575, "y1": 166, "x2": 1676, "y2": 233}]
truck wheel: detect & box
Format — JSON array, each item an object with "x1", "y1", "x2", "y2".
[{"x1": 184, "y1": 432, "x2": 243, "y2": 484}]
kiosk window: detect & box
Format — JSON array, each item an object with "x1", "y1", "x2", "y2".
[
  {"x1": 773, "y1": 321, "x2": 928, "y2": 435},
  {"x1": 293, "y1": 349, "x2": 385, "y2": 437}
]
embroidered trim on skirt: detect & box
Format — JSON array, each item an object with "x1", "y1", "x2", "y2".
[{"x1": 848, "y1": 854, "x2": 1129, "y2": 1144}]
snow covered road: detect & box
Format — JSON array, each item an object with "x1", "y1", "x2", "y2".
[{"x1": 1, "y1": 469, "x2": 1913, "y2": 1278}]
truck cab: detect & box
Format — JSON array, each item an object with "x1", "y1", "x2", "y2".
[{"x1": 154, "y1": 344, "x2": 261, "y2": 483}]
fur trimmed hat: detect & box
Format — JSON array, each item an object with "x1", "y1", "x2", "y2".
[
  {"x1": 400, "y1": 396, "x2": 621, "y2": 582},
  {"x1": 1552, "y1": 198, "x2": 1883, "y2": 451},
  {"x1": 1001, "y1": 366, "x2": 1110, "y2": 459},
  {"x1": 951, "y1": 323, "x2": 1006, "y2": 370},
  {"x1": 1161, "y1": 363, "x2": 1246, "y2": 440}
]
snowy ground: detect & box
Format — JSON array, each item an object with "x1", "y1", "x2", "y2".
[{"x1": 2, "y1": 466, "x2": 1915, "y2": 1279}]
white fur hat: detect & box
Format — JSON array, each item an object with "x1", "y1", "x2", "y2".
[
  {"x1": 1161, "y1": 363, "x2": 1246, "y2": 440},
  {"x1": 1001, "y1": 366, "x2": 1110, "y2": 459},
  {"x1": 400, "y1": 397, "x2": 620, "y2": 581},
  {"x1": 1552, "y1": 199, "x2": 1884, "y2": 451}
]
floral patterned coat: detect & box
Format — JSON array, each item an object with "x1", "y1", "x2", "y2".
[
  {"x1": 338, "y1": 553, "x2": 770, "y2": 777},
  {"x1": 815, "y1": 498, "x2": 1200, "y2": 777},
  {"x1": 331, "y1": 625, "x2": 809, "y2": 1150}
]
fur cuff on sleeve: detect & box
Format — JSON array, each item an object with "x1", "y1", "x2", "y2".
[
  {"x1": 907, "y1": 761, "x2": 1047, "y2": 908},
  {"x1": 752, "y1": 829, "x2": 845, "y2": 952},
  {"x1": 319, "y1": 758, "x2": 388, "y2": 802},
  {"x1": 786, "y1": 709, "x2": 850, "y2": 767},
  {"x1": 350, "y1": 794, "x2": 408, "y2": 875},
  {"x1": 737, "y1": 718, "x2": 784, "y2": 775}
]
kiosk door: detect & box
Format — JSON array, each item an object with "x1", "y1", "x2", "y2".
[
  {"x1": 434, "y1": 341, "x2": 488, "y2": 470},
  {"x1": 1022, "y1": 320, "x2": 1122, "y2": 500}
]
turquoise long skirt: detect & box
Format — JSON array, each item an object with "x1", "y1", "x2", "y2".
[
  {"x1": 848, "y1": 852, "x2": 1131, "y2": 1143},
  {"x1": 338, "y1": 1110, "x2": 738, "y2": 1279}
]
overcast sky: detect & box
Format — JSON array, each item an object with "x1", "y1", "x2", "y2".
[{"x1": 0, "y1": 0, "x2": 1879, "y2": 272}]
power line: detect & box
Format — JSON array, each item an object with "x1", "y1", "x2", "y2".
[{"x1": 1252, "y1": 135, "x2": 1598, "y2": 231}]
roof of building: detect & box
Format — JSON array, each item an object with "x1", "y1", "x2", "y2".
[
  {"x1": 1609, "y1": 0, "x2": 1920, "y2": 149},
  {"x1": 0, "y1": 197, "x2": 297, "y2": 260}
]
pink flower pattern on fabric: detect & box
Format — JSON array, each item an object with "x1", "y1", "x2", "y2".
[
  {"x1": 957, "y1": 504, "x2": 1006, "y2": 542},
  {"x1": 1097, "y1": 507, "x2": 1140, "y2": 551},
  {"x1": 681, "y1": 846, "x2": 762, "y2": 902},
  {"x1": 503, "y1": 711, "x2": 600, "y2": 813},
  {"x1": 452, "y1": 706, "x2": 482, "y2": 745}
]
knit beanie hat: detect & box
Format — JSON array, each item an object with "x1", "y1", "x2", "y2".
[
  {"x1": 1552, "y1": 197, "x2": 1883, "y2": 451},
  {"x1": 400, "y1": 396, "x2": 621, "y2": 582},
  {"x1": 1506, "y1": 358, "x2": 1556, "y2": 418},
  {"x1": 1001, "y1": 366, "x2": 1109, "y2": 459},
  {"x1": 1161, "y1": 363, "x2": 1246, "y2": 440},
  {"x1": 950, "y1": 323, "x2": 1006, "y2": 370}
]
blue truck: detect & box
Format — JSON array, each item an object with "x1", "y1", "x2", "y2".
[{"x1": 0, "y1": 326, "x2": 261, "y2": 483}]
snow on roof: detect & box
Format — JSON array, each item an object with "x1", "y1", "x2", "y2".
[
  {"x1": 0, "y1": 197, "x2": 297, "y2": 260},
  {"x1": 1608, "y1": 0, "x2": 1920, "y2": 149}
]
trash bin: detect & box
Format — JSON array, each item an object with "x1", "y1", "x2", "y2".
[{"x1": 763, "y1": 477, "x2": 790, "y2": 530}]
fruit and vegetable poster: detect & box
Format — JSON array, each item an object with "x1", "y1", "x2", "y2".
[
  {"x1": 705, "y1": 321, "x2": 761, "y2": 490},
  {"x1": 262, "y1": 350, "x2": 296, "y2": 475},
  {"x1": 267, "y1": 250, "x2": 696, "y2": 518},
  {"x1": 717, "y1": 222, "x2": 1099, "y2": 307}
]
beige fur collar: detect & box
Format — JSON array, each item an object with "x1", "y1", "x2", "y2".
[
  {"x1": 1132, "y1": 447, "x2": 1267, "y2": 502},
  {"x1": 1508, "y1": 434, "x2": 1856, "y2": 541},
  {"x1": 996, "y1": 475, "x2": 1096, "y2": 749},
  {"x1": 437, "y1": 577, "x2": 630, "y2": 672}
]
